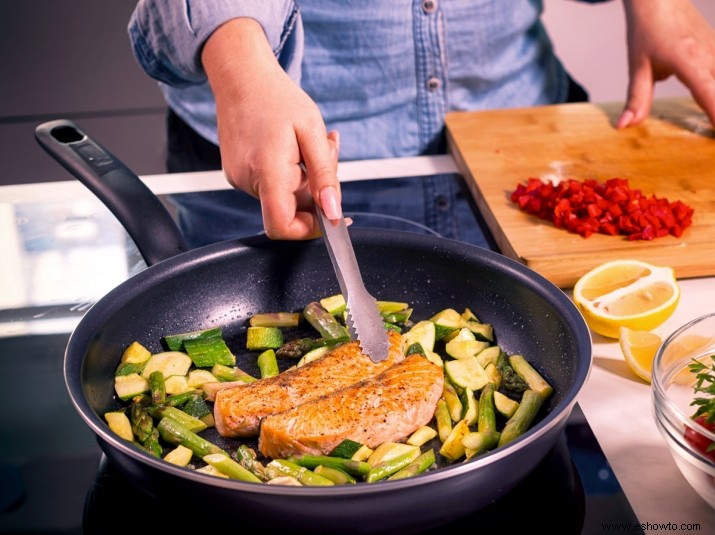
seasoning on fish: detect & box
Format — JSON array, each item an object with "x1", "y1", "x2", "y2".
[
  {"x1": 258, "y1": 354, "x2": 444, "y2": 459},
  {"x1": 213, "y1": 330, "x2": 404, "y2": 437}
]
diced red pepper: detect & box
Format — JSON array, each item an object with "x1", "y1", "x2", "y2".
[{"x1": 509, "y1": 177, "x2": 694, "y2": 240}]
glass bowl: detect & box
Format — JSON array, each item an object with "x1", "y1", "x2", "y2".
[{"x1": 652, "y1": 312, "x2": 715, "y2": 509}]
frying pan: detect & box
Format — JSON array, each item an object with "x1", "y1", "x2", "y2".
[{"x1": 35, "y1": 119, "x2": 592, "y2": 534}]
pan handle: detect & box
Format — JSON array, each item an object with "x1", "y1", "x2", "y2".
[{"x1": 35, "y1": 119, "x2": 189, "y2": 267}]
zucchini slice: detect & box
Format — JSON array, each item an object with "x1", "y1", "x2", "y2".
[
  {"x1": 444, "y1": 356, "x2": 491, "y2": 391},
  {"x1": 140, "y1": 351, "x2": 192, "y2": 379}
]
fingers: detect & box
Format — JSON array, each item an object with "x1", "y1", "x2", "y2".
[
  {"x1": 617, "y1": 63, "x2": 655, "y2": 129},
  {"x1": 299, "y1": 128, "x2": 342, "y2": 221}
]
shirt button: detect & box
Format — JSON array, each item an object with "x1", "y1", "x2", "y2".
[
  {"x1": 426, "y1": 76, "x2": 441, "y2": 91},
  {"x1": 423, "y1": 0, "x2": 437, "y2": 14}
]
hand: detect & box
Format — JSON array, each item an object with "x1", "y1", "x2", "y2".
[
  {"x1": 618, "y1": 0, "x2": 715, "y2": 128},
  {"x1": 202, "y1": 18, "x2": 342, "y2": 240}
]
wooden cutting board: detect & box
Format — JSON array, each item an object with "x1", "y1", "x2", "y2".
[{"x1": 446, "y1": 97, "x2": 715, "y2": 289}]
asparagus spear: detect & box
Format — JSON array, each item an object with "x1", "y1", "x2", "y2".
[
  {"x1": 279, "y1": 337, "x2": 349, "y2": 359},
  {"x1": 496, "y1": 350, "x2": 529, "y2": 395},
  {"x1": 303, "y1": 302, "x2": 351, "y2": 341},
  {"x1": 287, "y1": 454, "x2": 370, "y2": 476},
  {"x1": 509, "y1": 354, "x2": 553, "y2": 401},
  {"x1": 129, "y1": 402, "x2": 154, "y2": 443},
  {"x1": 366, "y1": 449, "x2": 420, "y2": 482},
  {"x1": 462, "y1": 382, "x2": 501, "y2": 453},
  {"x1": 157, "y1": 417, "x2": 227, "y2": 458},
  {"x1": 387, "y1": 449, "x2": 436, "y2": 481},
  {"x1": 497, "y1": 389, "x2": 544, "y2": 447},
  {"x1": 148, "y1": 405, "x2": 207, "y2": 433},
  {"x1": 210, "y1": 363, "x2": 257, "y2": 382},
  {"x1": 313, "y1": 465, "x2": 357, "y2": 484},
  {"x1": 203, "y1": 453, "x2": 263, "y2": 483},
  {"x1": 148, "y1": 371, "x2": 166, "y2": 405},
  {"x1": 434, "y1": 398, "x2": 453, "y2": 443},
  {"x1": 257, "y1": 349, "x2": 279, "y2": 378},
  {"x1": 235, "y1": 444, "x2": 270, "y2": 481},
  {"x1": 266, "y1": 459, "x2": 335, "y2": 486}
]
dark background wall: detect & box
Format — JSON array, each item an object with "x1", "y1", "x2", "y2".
[{"x1": 0, "y1": 0, "x2": 167, "y2": 185}]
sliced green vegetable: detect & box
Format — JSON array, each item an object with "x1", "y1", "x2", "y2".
[
  {"x1": 320, "y1": 294, "x2": 347, "y2": 316},
  {"x1": 157, "y1": 417, "x2": 227, "y2": 458},
  {"x1": 387, "y1": 449, "x2": 436, "y2": 480},
  {"x1": 184, "y1": 335, "x2": 235, "y2": 367},
  {"x1": 267, "y1": 459, "x2": 334, "y2": 486},
  {"x1": 148, "y1": 405, "x2": 208, "y2": 433},
  {"x1": 249, "y1": 312, "x2": 301, "y2": 328},
  {"x1": 435, "y1": 398, "x2": 452, "y2": 443},
  {"x1": 164, "y1": 375, "x2": 190, "y2": 395},
  {"x1": 314, "y1": 464, "x2": 356, "y2": 484},
  {"x1": 498, "y1": 389, "x2": 544, "y2": 447},
  {"x1": 296, "y1": 346, "x2": 330, "y2": 367},
  {"x1": 203, "y1": 453, "x2": 263, "y2": 482},
  {"x1": 164, "y1": 444, "x2": 193, "y2": 467},
  {"x1": 114, "y1": 373, "x2": 149, "y2": 401},
  {"x1": 366, "y1": 449, "x2": 420, "y2": 483},
  {"x1": 140, "y1": 351, "x2": 192, "y2": 379},
  {"x1": 406, "y1": 425, "x2": 438, "y2": 447},
  {"x1": 257, "y1": 349, "x2": 279, "y2": 378},
  {"x1": 105, "y1": 411, "x2": 133, "y2": 441},
  {"x1": 120, "y1": 341, "x2": 152, "y2": 364},
  {"x1": 211, "y1": 363, "x2": 257, "y2": 383},
  {"x1": 444, "y1": 356, "x2": 491, "y2": 391},
  {"x1": 163, "y1": 327, "x2": 223, "y2": 352},
  {"x1": 114, "y1": 361, "x2": 144, "y2": 377},
  {"x1": 439, "y1": 419, "x2": 470, "y2": 461},
  {"x1": 460, "y1": 387, "x2": 478, "y2": 426},
  {"x1": 330, "y1": 438, "x2": 364, "y2": 459},
  {"x1": 287, "y1": 455, "x2": 370, "y2": 476},
  {"x1": 445, "y1": 327, "x2": 489, "y2": 360},
  {"x1": 148, "y1": 370, "x2": 166, "y2": 405},
  {"x1": 494, "y1": 390, "x2": 520, "y2": 419},
  {"x1": 442, "y1": 379, "x2": 463, "y2": 422},
  {"x1": 429, "y1": 308, "x2": 462, "y2": 341},
  {"x1": 509, "y1": 354, "x2": 553, "y2": 401},
  {"x1": 246, "y1": 326, "x2": 284, "y2": 350},
  {"x1": 402, "y1": 320, "x2": 436, "y2": 353},
  {"x1": 303, "y1": 302, "x2": 350, "y2": 340}
]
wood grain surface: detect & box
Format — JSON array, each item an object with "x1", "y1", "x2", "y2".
[{"x1": 446, "y1": 98, "x2": 715, "y2": 289}]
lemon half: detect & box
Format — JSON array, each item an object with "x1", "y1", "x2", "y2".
[{"x1": 573, "y1": 259, "x2": 680, "y2": 339}]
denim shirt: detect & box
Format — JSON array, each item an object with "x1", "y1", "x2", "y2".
[{"x1": 128, "y1": 0, "x2": 604, "y2": 248}]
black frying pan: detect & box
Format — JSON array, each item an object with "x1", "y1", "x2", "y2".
[{"x1": 35, "y1": 119, "x2": 592, "y2": 534}]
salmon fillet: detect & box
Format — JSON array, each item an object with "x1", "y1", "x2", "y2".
[
  {"x1": 258, "y1": 354, "x2": 444, "y2": 459},
  {"x1": 214, "y1": 330, "x2": 404, "y2": 438}
]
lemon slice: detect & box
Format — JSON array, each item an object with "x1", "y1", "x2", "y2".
[
  {"x1": 573, "y1": 259, "x2": 680, "y2": 338},
  {"x1": 619, "y1": 326, "x2": 662, "y2": 382}
]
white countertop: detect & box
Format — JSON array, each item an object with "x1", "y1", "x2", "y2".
[{"x1": 2, "y1": 154, "x2": 713, "y2": 533}]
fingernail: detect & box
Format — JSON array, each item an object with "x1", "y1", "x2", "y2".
[
  {"x1": 320, "y1": 186, "x2": 342, "y2": 220},
  {"x1": 616, "y1": 109, "x2": 634, "y2": 129}
]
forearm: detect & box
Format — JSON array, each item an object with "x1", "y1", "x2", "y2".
[
  {"x1": 202, "y1": 18, "x2": 284, "y2": 109},
  {"x1": 128, "y1": 0, "x2": 302, "y2": 87}
]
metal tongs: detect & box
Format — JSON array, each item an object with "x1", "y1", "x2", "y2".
[{"x1": 316, "y1": 206, "x2": 390, "y2": 363}]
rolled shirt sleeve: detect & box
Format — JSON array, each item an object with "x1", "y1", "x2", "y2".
[{"x1": 128, "y1": 0, "x2": 303, "y2": 87}]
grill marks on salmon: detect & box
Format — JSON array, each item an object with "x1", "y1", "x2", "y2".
[
  {"x1": 214, "y1": 330, "x2": 404, "y2": 438},
  {"x1": 258, "y1": 354, "x2": 444, "y2": 459}
]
